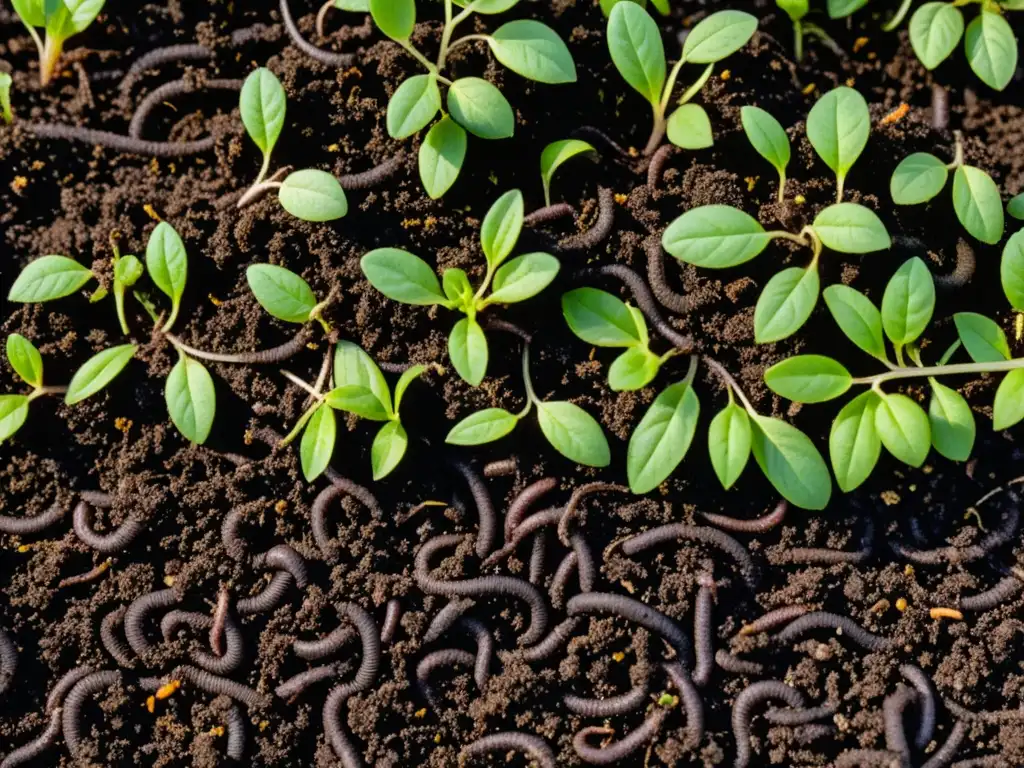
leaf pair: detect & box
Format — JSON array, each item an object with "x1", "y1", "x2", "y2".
[
  {"x1": 909, "y1": 4, "x2": 1018, "y2": 91},
  {"x1": 953, "y1": 312, "x2": 1023, "y2": 432},
  {"x1": 11, "y1": 0, "x2": 104, "y2": 85},
  {"x1": 0, "y1": 334, "x2": 50, "y2": 443}
]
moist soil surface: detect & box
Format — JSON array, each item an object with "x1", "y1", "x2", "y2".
[{"x1": 2, "y1": 0, "x2": 1024, "y2": 766}]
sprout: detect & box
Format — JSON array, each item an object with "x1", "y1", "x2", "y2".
[{"x1": 10, "y1": 0, "x2": 104, "y2": 86}]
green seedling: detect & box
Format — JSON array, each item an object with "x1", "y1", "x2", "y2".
[
  {"x1": 540, "y1": 139, "x2": 597, "y2": 208},
  {"x1": 0, "y1": 334, "x2": 69, "y2": 443},
  {"x1": 280, "y1": 340, "x2": 428, "y2": 481},
  {"x1": 237, "y1": 67, "x2": 348, "y2": 221},
  {"x1": 11, "y1": 0, "x2": 104, "y2": 86},
  {"x1": 607, "y1": 4, "x2": 757, "y2": 154},
  {"x1": 891, "y1": 131, "x2": 1006, "y2": 244},
  {"x1": 1009, "y1": 193, "x2": 1024, "y2": 221},
  {"x1": 600, "y1": 0, "x2": 671, "y2": 17},
  {"x1": 764, "y1": 254, "x2": 1024, "y2": 492},
  {"x1": 445, "y1": 341, "x2": 611, "y2": 468},
  {"x1": 369, "y1": 0, "x2": 576, "y2": 199},
  {"x1": 740, "y1": 106, "x2": 790, "y2": 203},
  {"x1": 0, "y1": 72, "x2": 12, "y2": 124},
  {"x1": 776, "y1": 0, "x2": 859, "y2": 60},
  {"x1": 361, "y1": 189, "x2": 560, "y2": 385}
]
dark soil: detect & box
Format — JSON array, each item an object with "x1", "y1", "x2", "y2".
[{"x1": 2, "y1": 0, "x2": 1024, "y2": 765}]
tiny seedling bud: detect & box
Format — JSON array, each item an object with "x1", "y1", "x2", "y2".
[{"x1": 10, "y1": 0, "x2": 105, "y2": 86}]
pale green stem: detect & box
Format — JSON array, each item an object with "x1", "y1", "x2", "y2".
[
  {"x1": 882, "y1": 0, "x2": 914, "y2": 31},
  {"x1": 400, "y1": 39, "x2": 440, "y2": 75},
  {"x1": 39, "y1": 34, "x2": 63, "y2": 87},
  {"x1": 521, "y1": 342, "x2": 540, "y2": 408},
  {"x1": 702, "y1": 355, "x2": 757, "y2": 415},
  {"x1": 114, "y1": 285, "x2": 130, "y2": 335},
  {"x1": 677, "y1": 63, "x2": 714, "y2": 106},
  {"x1": 683, "y1": 354, "x2": 698, "y2": 385},
  {"x1": 836, "y1": 172, "x2": 846, "y2": 203},
  {"x1": 659, "y1": 58, "x2": 687, "y2": 115},
  {"x1": 803, "y1": 22, "x2": 845, "y2": 58},
  {"x1": 643, "y1": 102, "x2": 668, "y2": 156},
  {"x1": 27, "y1": 385, "x2": 67, "y2": 402},
  {"x1": 309, "y1": 297, "x2": 333, "y2": 333},
  {"x1": 446, "y1": 34, "x2": 490, "y2": 56},
  {"x1": 280, "y1": 401, "x2": 320, "y2": 446},
  {"x1": 938, "y1": 340, "x2": 962, "y2": 366},
  {"x1": 946, "y1": 131, "x2": 964, "y2": 170},
  {"x1": 768, "y1": 229, "x2": 812, "y2": 248},
  {"x1": 238, "y1": 166, "x2": 289, "y2": 209},
  {"x1": 777, "y1": 170, "x2": 787, "y2": 203},
  {"x1": 161, "y1": 302, "x2": 181, "y2": 334},
  {"x1": 852, "y1": 357, "x2": 1024, "y2": 386},
  {"x1": 436, "y1": 1, "x2": 476, "y2": 70},
  {"x1": 894, "y1": 344, "x2": 906, "y2": 367},
  {"x1": 473, "y1": 264, "x2": 497, "y2": 303},
  {"x1": 282, "y1": 370, "x2": 325, "y2": 400},
  {"x1": 165, "y1": 333, "x2": 254, "y2": 364},
  {"x1": 793, "y1": 21, "x2": 804, "y2": 62}
]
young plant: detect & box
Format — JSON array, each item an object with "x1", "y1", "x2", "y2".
[
  {"x1": 764, "y1": 255, "x2": 1024, "y2": 492},
  {"x1": 10, "y1": 0, "x2": 104, "y2": 86},
  {"x1": 0, "y1": 334, "x2": 69, "y2": 443},
  {"x1": 774, "y1": 0, "x2": 846, "y2": 61},
  {"x1": 369, "y1": 0, "x2": 576, "y2": 199},
  {"x1": 237, "y1": 67, "x2": 348, "y2": 221},
  {"x1": 740, "y1": 106, "x2": 790, "y2": 202},
  {"x1": 445, "y1": 342, "x2": 610, "y2": 468},
  {"x1": 890, "y1": 131, "x2": 1005, "y2": 244},
  {"x1": 607, "y1": 4, "x2": 757, "y2": 154},
  {"x1": 540, "y1": 139, "x2": 596, "y2": 208},
  {"x1": 360, "y1": 189, "x2": 559, "y2": 385},
  {"x1": 0, "y1": 72, "x2": 12, "y2": 124}
]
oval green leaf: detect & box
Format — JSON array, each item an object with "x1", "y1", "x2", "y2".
[
  {"x1": 1008, "y1": 193, "x2": 1024, "y2": 221},
  {"x1": 489, "y1": 20, "x2": 577, "y2": 84},
  {"x1": 540, "y1": 139, "x2": 596, "y2": 206},
  {"x1": 881, "y1": 256, "x2": 935, "y2": 346},
  {"x1": 965, "y1": 11, "x2": 1017, "y2": 91},
  {"x1": 952, "y1": 165, "x2": 1005, "y2": 244},
  {"x1": 608, "y1": 347, "x2": 661, "y2": 392},
  {"x1": 753, "y1": 265, "x2": 820, "y2": 343},
  {"x1": 666, "y1": 103, "x2": 713, "y2": 150},
  {"x1": 146, "y1": 221, "x2": 188, "y2": 311},
  {"x1": 6, "y1": 333, "x2": 43, "y2": 388},
  {"x1": 489, "y1": 252, "x2": 560, "y2": 304},
  {"x1": 812, "y1": 203, "x2": 891, "y2": 254},
  {"x1": 325, "y1": 384, "x2": 391, "y2": 421},
  {"x1": 909, "y1": 2, "x2": 964, "y2": 69},
  {"x1": 607, "y1": 1, "x2": 665, "y2": 105},
  {"x1": 562, "y1": 288, "x2": 641, "y2": 347},
  {"x1": 627, "y1": 381, "x2": 700, "y2": 493},
  {"x1": 750, "y1": 415, "x2": 832, "y2": 511},
  {"x1": 681, "y1": 10, "x2": 758, "y2": 64},
  {"x1": 449, "y1": 317, "x2": 489, "y2": 386},
  {"x1": 708, "y1": 402, "x2": 751, "y2": 489},
  {"x1": 741, "y1": 106, "x2": 790, "y2": 173},
  {"x1": 806, "y1": 86, "x2": 870, "y2": 187},
  {"x1": 300, "y1": 403, "x2": 336, "y2": 482},
  {"x1": 953, "y1": 312, "x2": 1010, "y2": 363},
  {"x1": 1001, "y1": 230, "x2": 1024, "y2": 311},
  {"x1": 446, "y1": 407, "x2": 520, "y2": 445},
  {"x1": 419, "y1": 116, "x2": 467, "y2": 199},
  {"x1": 279, "y1": 169, "x2": 348, "y2": 221},
  {"x1": 662, "y1": 205, "x2": 770, "y2": 268},
  {"x1": 393, "y1": 364, "x2": 426, "y2": 413},
  {"x1": 8, "y1": 255, "x2": 93, "y2": 303},
  {"x1": 536, "y1": 401, "x2": 611, "y2": 467},
  {"x1": 240, "y1": 68, "x2": 286, "y2": 156},
  {"x1": 928, "y1": 379, "x2": 975, "y2": 462},
  {"x1": 369, "y1": 0, "x2": 414, "y2": 39},
  {"x1": 246, "y1": 264, "x2": 317, "y2": 323},
  {"x1": 993, "y1": 368, "x2": 1024, "y2": 431},
  {"x1": 442, "y1": 268, "x2": 473, "y2": 309},
  {"x1": 0, "y1": 395, "x2": 29, "y2": 444},
  {"x1": 822, "y1": 284, "x2": 887, "y2": 361},
  {"x1": 333, "y1": 340, "x2": 392, "y2": 416},
  {"x1": 386, "y1": 74, "x2": 442, "y2": 139},
  {"x1": 890, "y1": 152, "x2": 948, "y2": 205},
  {"x1": 829, "y1": 390, "x2": 881, "y2": 492},
  {"x1": 65, "y1": 344, "x2": 136, "y2": 405},
  {"x1": 166, "y1": 354, "x2": 216, "y2": 444},
  {"x1": 361, "y1": 248, "x2": 446, "y2": 306},
  {"x1": 875, "y1": 393, "x2": 931, "y2": 467},
  {"x1": 481, "y1": 189, "x2": 524, "y2": 269},
  {"x1": 764, "y1": 355, "x2": 852, "y2": 403},
  {"x1": 447, "y1": 78, "x2": 515, "y2": 140},
  {"x1": 827, "y1": 0, "x2": 868, "y2": 18},
  {"x1": 372, "y1": 420, "x2": 408, "y2": 480}
]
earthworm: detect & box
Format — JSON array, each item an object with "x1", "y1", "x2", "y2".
[
  {"x1": 960, "y1": 576, "x2": 1022, "y2": 611},
  {"x1": 338, "y1": 153, "x2": 407, "y2": 190},
  {"x1": 380, "y1": 599, "x2": 401, "y2": 644},
  {"x1": 459, "y1": 617, "x2": 494, "y2": 688},
  {"x1": 275, "y1": 662, "x2": 342, "y2": 700},
  {"x1": 647, "y1": 144, "x2": 677, "y2": 191},
  {"x1": 572, "y1": 126, "x2": 630, "y2": 159},
  {"x1": 237, "y1": 571, "x2": 295, "y2": 616},
  {"x1": 565, "y1": 678, "x2": 649, "y2": 717},
  {"x1": 557, "y1": 482, "x2": 628, "y2": 545},
  {"x1": 780, "y1": 518, "x2": 874, "y2": 565},
  {"x1": 416, "y1": 649, "x2": 476, "y2": 708},
  {"x1": 791, "y1": 724, "x2": 835, "y2": 744},
  {"x1": 921, "y1": 721, "x2": 968, "y2": 768},
  {"x1": 175, "y1": 665, "x2": 268, "y2": 707},
  {"x1": 100, "y1": 607, "x2": 135, "y2": 667},
  {"x1": 322, "y1": 683, "x2": 366, "y2": 766},
  {"x1": 567, "y1": 592, "x2": 692, "y2": 662},
  {"x1": 72, "y1": 500, "x2": 143, "y2": 553},
  {"x1": 0, "y1": 708, "x2": 62, "y2": 768},
  {"x1": 295, "y1": 622, "x2": 355, "y2": 661},
  {"x1": 483, "y1": 459, "x2": 517, "y2": 478},
  {"x1": 483, "y1": 507, "x2": 562, "y2": 568},
  {"x1": 524, "y1": 203, "x2": 575, "y2": 227},
  {"x1": 24, "y1": 122, "x2": 218, "y2": 157},
  {"x1": 482, "y1": 317, "x2": 532, "y2": 342},
  {"x1": 732, "y1": 681, "x2": 806, "y2": 768},
  {"x1": 522, "y1": 618, "x2": 581, "y2": 662},
  {"x1": 944, "y1": 697, "x2": 1024, "y2": 723},
  {"x1": 693, "y1": 580, "x2": 715, "y2": 687},
  {"x1": 934, "y1": 240, "x2": 975, "y2": 291},
  {"x1": 58, "y1": 559, "x2": 111, "y2": 589},
  {"x1": 254, "y1": 544, "x2": 309, "y2": 589},
  {"x1": 715, "y1": 650, "x2": 765, "y2": 676},
  {"x1": 529, "y1": 532, "x2": 547, "y2": 585},
  {"x1": 549, "y1": 551, "x2": 578, "y2": 608},
  {"x1": 890, "y1": 503, "x2": 1019, "y2": 565},
  {"x1": 739, "y1": 605, "x2": 813, "y2": 637},
  {"x1": 764, "y1": 704, "x2": 836, "y2": 725},
  {"x1": 161, "y1": 610, "x2": 212, "y2": 640},
  {"x1": 950, "y1": 759, "x2": 1013, "y2": 768},
  {"x1": 573, "y1": 709, "x2": 667, "y2": 764},
  {"x1": 424, "y1": 598, "x2": 476, "y2": 644},
  {"x1": 775, "y1": 611, "x2": 892, "y2": 651},
  {"x1": 558, "y1": 187, "x2": 615, "y2": 251},
  {"x1": 61, "y1": 670, "x2": 122, "y2": 756},
  {"x1": 448, "y1": 459, "x2": 497, "y2": 559},
  {"x1": 900, "y1": 664, "x2": 937, "y2": 749},
  {"x1": 341, "y1": 603, "x2": 381, "y2": 690},
  {"x1": 230, "y1": 23, "x2": 277, "y2": 46},
  {"x1": 645, "y1": 234, "x2": 697, "y2": 315},
  {"x1": 312, "y1": 479, "x2": 383, "y2": 561},
  {"x1": 211, "y1": 588, "x2": 229, "y2": 656},
  {"x1": 586, "y1": 264, "x2": 695, "y2": 354},
  {"x1": 194, "y1": 613, "x2": 244, "y2": 675},
  {"x1": 415, "y1": 535, "x2": 549, "y2": 644},
  {"x1": 221, "y1": 508, "x2": 248, "y2": 560},
  {"x1": 129, "y1": 78, "x2": 242, "y2": 140},
  {"x1": 663, "y1": 662, "x2": 705, "y2": 750},
  {"x1": 620, "y1": 524, "x2": 760, "y2": 590},
  {"x1": 505, "y1": 478, "x2": 558, "y2": 540},
  {"x1": 280, "y1": 0, "x2": 355, "y2": 68},
  {"x1": 225, "y1": 704, "x2": 246, "y2": 760},
  {"x1": 0, "y1": 500, "x2": 65, "y2": 534},
  {"x1": 883, "y1": 684, "x2": 916, "y2": 766},
  {"x1": 125, "y1": 588, "x2": 180, "y2": 657},
  {"x1": 462, "y1": 732, "x2": 556, "y2": 768},
  {"x1": 0, "y1": 628, "x2": 16, "y2": 694},
  {"x1": 932, "y1": 83, "x2": 949, "y2": 131},
  {"x1": 572, "y1": 533, "x2": 597, "y2": 593},
  {"x1": 701, "y1": 501, "x2": 788, "y2": 534},
  {"x1": 836, "y1": 749, "x2": 905, "y2": 767},
  {"x1": 126, "y1": 44, "x2": 213, "y2": 79},
  {"x1": 46, "y1": 667, "x2": 97, "y2": 712},
  {"x1": 165, "y1": 328, "x2": 311, "y2": 365}
]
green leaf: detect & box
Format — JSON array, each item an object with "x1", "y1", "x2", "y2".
[
  {"x1": 928, "y1": 379, "x2": 975, "y2": 461},
  {"x1": 953, "y1": 312, "x2": 1011, "y2": 362},
  {"x1": 608, "y1": 347, "x2": 661, "y2": 391},
  {"x1": 446, "y1": 407, "x2": 519, "y2": 445},
  {"x1": 666, "y1": 103, "x2": 713, "y2": 149},
  {"x1": 386, "y1": 74, "x2": 442, "y2": 139},
  {"x1": 822, "y1": 284, "x2": 887, "y2": 361},
  {"x1": 829, "y1": 390, "x2": 881, "y2": 492},
  {"x1": 827, "y1": 0, "x2": 868, "y2": 18},
  {"x1": 46, "y1": 0, "x2": 102, "y2": 36},
  {"x1": 1008, "y1": 193, "x2": 1024, "y2": 221},
  {"x1": 777, "y1": 0, "x2": 809, "y2": 22},
  {"x1": 540, "y1": 139, "x2": 596, "y2": 206},
  {"x1": 0, "y1": 395, "x2": 29, "y2": 444},
  {"x1": 536, "y1": 401, "x2": 610, "y2": 467},
  {"x1": 600, "y1": 0, "x2": 646, "y2": 14},
  {"x1": 909, "y1": 2, "x2": 964, "y2": 69},
  {"x1": 881, "y1": 256, "x2": 935, "y2": 346},
  {"x1": 300, "y1": 403, "x2": 336, "y2": 482},
  {"x1": 114, "y1": 255, "x2": 144, "y2": 288},
  {"x1": 764, "y1": 355, "x2": 852, "y2": 403},
  {"x1": 875, "y1": 393, "x2": 931, "y2": 467},
  {"x1": 419, "y1": 116, "x2": 467, "y2": 199},
  {"x1": 65, "y1": 344, "x2": 136, "y2": 405},
  {"x1": 325, "y1": 385, "x2": 391, "y2": 421},
  {"x1": 489, "y1": 20, "x2": 577, "y2": 84},
  {"x1": 240, "y1": 68, "x2": 286, "y2": 157},
  {"x1": 489, "y1": 252, "x2": 560, "y2": 304},
  {"x1": 369, "y1": 0, "x2": 414, "y2": 39},
  {"x1": 6, "y1": 334, "x2": 43, "y2": 388},
  {"x1": 750, "y1": 415, "x2": 832, "y2": 510},
  {"x1": 335, "y1": 0, "x2": 370, "y2": 9},
  {"x1": 447, "y1": 78, "x2": 515, "y2": 139},
  {"x1": 708, "y1": 402, "x2": 751, "y2": 489},
  {"x1": 372, "y1": 420, "x2": 408, "y2": 480},
  {"x1": 481, "y1": 189, "x2": 524, "y2": 269},
  {"x1": 806, "y1": 86, "x2": 870, "y2": 192},
  {"x1": 662, "y1": 205, "x2": 770, "y2": 268},
  {"x1": 741, "y1": 106, "x2": 790, "y2": 174},
  {"x1": 890, "y1": 152, "x2": 949, "y2": 205},
  {"x1": 753, "y1": 265, "x2": 820, "y2": 343},
  {"x1": 449, "y1": 318, "x2": 489, "y2": 386},
  {"x1": 952, "y1": 165, "x2": 1005, "y2": 244},
  {"x1": 459, "y1": 0, "x2": 521, "y2": 13},
  {"x1": 1001, "y1": 230, "x2": 1024, "y2": 310},
  {"x1": 442, "y1": 268, "x2": 473, "y2": 309},
  {"x1": 681, "y1": 10, "x2": 757, "y2": 64},
  {"x1": 607, "y1": 0, "x2": 665, "y2": 105},
  {"x1": 393, "y1": 364, "x2": 426, "y2": 413},
  {"x1": 278, "y1": 169, "x2": 348, "y2": 222},
  {"x1": 246, "y1": 264, "x2": 317, "y2": 323},
  {"x1": 562, "y1": 288, "x2": 641, "y2": 347},
  {"x1": 11, "y1": 0, "x2": 45, "y2": 27},
  {"x1": 965, "y1": 10, "x2": 1018, "y2": 91},
  {"x1": 361, "y1": 248, "x2": 446, "y2": 306},
  {"x1": 626, "y1": 305, "x2": 650, "y2": 348},
  {"x1": 812, "y1": 203, "x2": 892, "y2": 253},
  {"x1": 8, "y1": 255, "x2": 93, "y2": 302},
  {"x1": 0, "y1": 71, "x2": 12, "y2": 124},
  {"x1": 333, "y1": 340, "x2": 392, "y2": 416},
  {"x1": 146, "y1": 221, "x2": 188, "y2": 324},
  {"x1": 627, "y1": 381, "x2": 700, "y2": 493},
  {"x1": 166, "y1": 354, "x2": 216, "y2": 444},
  {"x1": 993, "y1": 369, "x2": 1024, "y2": 431}
]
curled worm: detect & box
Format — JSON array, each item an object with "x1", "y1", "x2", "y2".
[
  {"x1": 549, "y1": 551, "x2": 579, "y2": 609},
  {"x1": 193, "y1": 613, "x2": 244, "y2": 676},
  {"x1": 505, "y1": 478, "x2": 558, "y2": 540},
  {"x1": 959, "y1": 576, "x2": 1023, "y2": 612},
  {"x1": 72, "y1": 499, "x2": 143, "y2": 553},
  {"x1": 522, "y1": 618, "x2": 580, "y2": 662},
  {"x1": 572, "y1": 533, "x2": 597, "y2": 594},
  {"x1": 126, "y1": 43, "x2": 212, "y2": 79},
  {"x1": 738, "y1": 605, "x2": 812, "y2": 637},
  {"x1": 294, "y1": 622, "x2": 355, "y2": 661},
  {"x1": 276, "y1": 662, "x2": 342, "y2": 701},
  {"x1": 646, "y1": 235, "x2": 699, "y2": 316},
  {"x1": 0, "y1": 708, "x2": 62, "y2": 768},
  {"x1": 764, "y1": 703, "x2": 836, "y2": 725},
  {"x1": 573, "y1": 709, "x2": 666, "y2": 764},
  {"x1": 780, "y1": 518, "x2": 874, "y2": 565},
  {"x1": 558, "y1": 187, "x2": 615, "y2": 252},
  {"x1": 175, "y1": 665, "x2": 268, "y2": 708},
  {"x1": 524, "y1": 204, "x2": 575, "y2": 228},
  {"x1": 0, "y1": 628, "x2": 17, "y2": 694},
  {"x1": 221, "y1": 508, "x2": 249, "y2": 560},
  {"x1": 484, "y1": 507, "x2": 561, "y2": 568},
  {"x1": 225, "y1": 704, "x2": 246, "y2": 760},
  {"x1": 557, "y1": 482, "x2": 627, "y2": 546},
  {"x1": 647, "y1": 144, "x2": 677, "y2": 191},
  {"x1": 280, "y1": 0, "x2": 355, "y2": 68},
  {"x1": 899, "y1": 664, "x2": 937, "y2": 749},
  {"x1": 24, "y1": 122, "x2": 218, "y2": 157},
  {"x1": 129, "y1": 78, "x2": 242, "y2": 140},
  {"x1": 312, "y1": 479, "x2": 383, "y2": 561},
  {"x1": 448, "y1": 459, "x2": 498, "y2": 559},
  {"x1": 565, "y1": 677, "x2": 649, "y2": 717},
  {"x1": 934, "y1": 239, "x2": 975, "y2": 291},
  {"x1": 380, "y1": 599, "x2": 401, "y2": 644},
  {"x1": 46, "y1": 666, "x2": 97, "y2": 712},
  {"x1": 701, "y1": 501, "x2": 788, "y2": 535},
  {"x1": 125, "y1": 588, "x2": 180, "y2": 658},
  {"x1": 920, "y1": 721, "x2": 967, "y2": 768},
  {"x1": 0, "y1": 500, "x2": 65, "y2": 535},
  {"x1": 58, "y1": 560, "x2": 111, "y2": 589},
  {"x1": 567, "y1": 592, "x2": 691, "y2": 663},
  {"x1": 663, "y1": 662, "x2": 705, "y2": 750},
  {"x1": 100, "y1": 607, "x2": 135, "y2": 668},
  {"x1": 462, "y1": 732, "x2": 556, "y2": 768},
  {"x1": 775, "y1": 611, "x2": 892, "y2": 652},
  {"x1": 693, "y1": 580, "x2": 715, "y2": 687},
  {"x1": 237, "y1": 571, "x2": 295, "y2": 616},
  {"x1": 715, "y1": 650, "x2": 764, "y2": 676},
  {"x1": 482, "y1": 317, "x2": 532, "y2": 342},
  {"x1": 620, "y1": 524, "x2": 760, "y2": 590},
  {"x1": 417, "y1": 649, "x2": 476, "y2": 708},
  {"x1": 883, "y1": 684, "x2": 916, "y2": 766},
  {"x1": 890, "y1": 501, "x2": 1019, "y2": 566},
  {"x1": 423, "y1": 599, "x2": 475, "y2": 644},
  {"x1": 254, "y1": 544, "x2": 309, "y2": 589},
  {"x1": 732, "y1": 681, "x2": 806, "y2": 768},
  {"x1": 161, "y1": 609, "x2": 211, "y2": 640},
  {"x1": 338, "y1": 153, "x2": 407, "y2": 190},
  {"x1": 61, "y1": 670, "x2": 122, "y2": 756}
]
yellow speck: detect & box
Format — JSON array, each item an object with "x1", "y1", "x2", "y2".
[
  {"x1": 414, "y1": 708, "x2": 427, "y2": 718},
  {"x1": 867, "y1": 52, "x2": 877, "y2": 60},
  {"x1": 904, "y1": 565, "x2": 915, "y2": 578},
  {"x1": 853, "y1": 37, "x2": 869, "y2": 53},
  {"x1": 433, "y1": 733, "x2": 442, "y2": 744},
  {"x1": 657, "y1": 693, "x2": 678, "y2": 707},
  {"x1": 588, "y1": 347, "x2": 596, "y2": 361},
  {"x1": 881, "y1": 490, "x2": 900, "y2": 506},
  {"x1": 880, "y1": 103, "x2": 910, "y2": 126},
  {"x1": 328, "y1": 143, "x2": 340, "y2": 152},
  {"x1": 620, "y1": 579, "x2": 635, "y2": 594},
  {"x1": 11, "y1": 176, "x2": 28, "y2": 191},
  {"x1": 143, "y1": 204, "x2": 162, "y2": 222},
  {"x1": 163, "y1": 575, "x2": 176, "y2": 587},
  {"x1": 720, "y1": 69, "x2": 731, "y2": 81},
  {"x1": 614, "y1": 193, "x2": 628, "y2": 205},
  {"x1": 793, "y1": 194, "x2": 806, "y2": 205},
  {"x1": 149, "y1": 158, "x2": 160, "y2": 175},
  {"x1": 845, "y1": 77, "x2": 855, "y2": 87},
  {"x1": 930, "y1": 607, "x2": 963, "y2": 621},
  {"x1": 869, "y1": 599, "x2": 889, "y2": 614},
  {"x1": 209, "y1": 726, "x2": 225, "y2": 736},
  {"x1": 423, "y1": 216, "x2": 437, "y2": 231},
  {"x1": 17, "y1": 544, "x2": 31, "y2": 553},
  {"x1": 168, "y1": 162, "x2": 176, "y2": 174},
  {"x1": 208, "y1": 294, "x2": 222, "y2": 306},
  {"x1": 274, "y1": 500, "x2": 287, "y2": 514},
  {"x1": 30, "y1": 160, "x2": 45, "y2": 170},
  {"x1": 259, "y1": 720, "x2": 269, "y2": 732},
  {"x1": 488, "y1": 172, "x2": 498, "y2": 185},
  {"x1": 146, "y1": 696, "x2": 155, "y2": 713},
  {"x1": 627, "y1": 146, "x2": 639, "y2": 157},
  {"x1": 611, "y1": 651, "x2": 625, "y2": 662},
  {"x1": 114, "y1": 417, "x2": 132, "y2": 433},
  {"x1": 895, "y1": 597, "x2": 908, "y2": 612},
  {"x1": 156, "y1": 680, "x2": 181, "y2": 700},
  {"x1": 801, "y1": 82, "x2": 816, "y2": 96},
  {"x1": 244, "y1": 430, "x2": 254, "y2": 446},
  {"x1": 1015, "y1": 312, "x2": 1022, "y2": 342},
  {"x1": 305, "y1": 342, "x2": 319, "y2": 351},
  {"x1": 744, "y1": 176, "x2": 758, "y2": 192},
  {"x1": 401, "y1": 218, "x2": 422, "y2": 229}
]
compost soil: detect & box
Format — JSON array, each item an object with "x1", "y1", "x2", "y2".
[{"x1": 1, "y1": 0, "x2": 1024, "y2": 765}]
